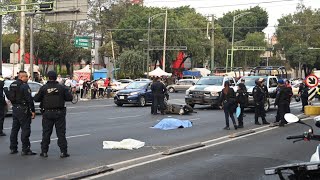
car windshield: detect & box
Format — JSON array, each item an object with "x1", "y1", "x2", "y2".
[
  {"x1": 126, "y1": 82, "x2": 148, "y2": 89},
  {"x1": 241, "y1": 77, "x2": 267, "y2": 86},
  {"x1": 196, "y1": 77, "x2": 223, "y2": 85}
]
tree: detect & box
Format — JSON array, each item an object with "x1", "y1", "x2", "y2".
[
  {"x1": 217, "y1": 6, "x2": 268, "y2": 42},
  {"x1": 276, "y1": 3, "x2": 320, "y2": 75},
  {"x1": 117, "y1": 49, "x2": 145, "y2": 78}
]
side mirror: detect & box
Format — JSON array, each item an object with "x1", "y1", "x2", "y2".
[{"x1": 192, "y1": 83, "x2": 195, "y2": 86}]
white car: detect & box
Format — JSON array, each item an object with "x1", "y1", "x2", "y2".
[{"x1": 4, "y1": 80, "x2": 42, "y2": 115}]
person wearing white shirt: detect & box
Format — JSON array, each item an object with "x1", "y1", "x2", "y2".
[{"x1": 79, "y1": 77, "x2": 84, "y2": 98}]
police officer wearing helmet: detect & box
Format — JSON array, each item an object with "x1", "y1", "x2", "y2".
[
  {"x1": 253, "y1": 78, "x2": 270, "y2": 125},
  {"x1": 299, "y1": 79, "x2": 309, "y2": 113},
  {"x1": 151, "y1": 76, "x2": 167, "y2": 115},
  {"x1": 275, "y1": 79, "x2": 292, "y2": 127},
  {"x1": 9, "y1": 71, "x2": 36, "y2": 155},
  {"x1": 34, "y1": 71, "x2": 73, "y2": 158},
  {"x1": 0, "y1": 72, "x2": 6, "y2": 136}
]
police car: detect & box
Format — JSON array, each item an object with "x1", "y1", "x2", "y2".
[{"x1": 4, "y1": 80, "x2": 42, "y2": 115}]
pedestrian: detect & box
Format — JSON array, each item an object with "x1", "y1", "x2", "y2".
[
  {"x1": 0, "y1": 73, "x2": 6, "y2": 136},
  {"x1": 57, "y1": 74, "x2": 63, "y2": 85},
  {"x1": 299, "y1": 80, "x2": 309, "y2": 113},
  {"x1": 260, "y1": 78, "x2": 269, "y2": 99},
  {"x1": 219, "y1": 81, "x2": 238, "y2": 130},
  {"x1": 151, "y1": 76, "x2": 166, "y2": 115},
  {"x1": 236, "y1": 83, "x2": 248, "y2": 128},
  {"x1": 79, "y1": 76, "x2": 84, "y2": 99},
  {"x1": 274, "y1": 79, "x2": 292, "y2": 127},
  {"x1": 97, "y1": 77, "x2": 104, "y2": 98},
  {"x1": 151, "y1": 77, "x2": 156, "y2": 114},
  {"x1": 253, "y1": 78, "x2": 270, "y2": 125},
  {"x1": 64, "y1": 75, "x2": 72, "y2": 88},
  {"x1": 34, "y1": 71, "x2": 73, "y2": 158},
  {"x1": 92, "y1": 80, "x2": 98, "y2": 99},
  {"x1": 104, "y1": 78, "x2": 111, "y2": 98},
  {"x1": 9, "y1": 71, "x2": 36, "y2": 155}
]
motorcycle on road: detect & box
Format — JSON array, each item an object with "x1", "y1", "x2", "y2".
[{"x1": 264, "y1": 114, "x2": 320, "y2": 180}]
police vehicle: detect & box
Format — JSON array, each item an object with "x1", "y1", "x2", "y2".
[
  {"x1": 4, "y1": 80, "x2": 42, "y2": 115},
  {"x1": 237, "y1": 76, "x2": 278, "y2": 112},
  {"x1": 185, "y1": 76, "x2": 237, "y2": 108}
]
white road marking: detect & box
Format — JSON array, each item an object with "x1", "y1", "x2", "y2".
[
  {"x1": 68, "y1": 112, "x2": 90, "y2": 115},
  {"x1": 68, "y1": 104, "x2": 114, "y2": 109},
  {"x1": 30, "y1": 134, "x2": 90, "y2": 143},
  {"x1": 107, "y1": 115, "x2": 143, "y2": 120}
]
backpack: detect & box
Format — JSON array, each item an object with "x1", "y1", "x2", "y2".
[{"x1": 4, "y1": 81, "x2": 22, "y2": 104}]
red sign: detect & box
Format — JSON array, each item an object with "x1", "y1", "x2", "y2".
[{"x1": 306, "y1": 74, "x2": 319, "y2": 88}]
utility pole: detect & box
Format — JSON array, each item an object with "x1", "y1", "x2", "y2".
[
  {"x1": 110, "y1": 31, "x2": 116, "y2": 79},
  {"x1": 210, "y1": 14, "x2": 215, "y2": 71},
  {"x1": 162, "y1": 8, "x2": 168, "y2": 72},
  {"x1": 30, "y1": 14, "x2": 34, "y2": 81},
  {"x1": 20, "y1": 0, "x2": 26, "y2": 71},
  {"x1": 0, "y1": 13, "x2": 2, "y2": 73},
  {"x1": 147, "y1": 15, "x2": 151, "y2": 78}
]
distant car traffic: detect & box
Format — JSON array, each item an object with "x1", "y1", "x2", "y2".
[
  {"x1": 114, "y1": 81, "x2": 169, "y2": 107},
  {"x1": 167, "y1": 79, "x2": 198, "y2": 93},
  {"x1": 4, "y1": 80, "x2": 42, "y2": 115}
]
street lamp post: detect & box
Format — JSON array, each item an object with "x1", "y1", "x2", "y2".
[
  {"x1": 147, "y1": 12, "x2": 166, "y2": 78},
  {"x1": 231, "y1": 12, "x2": 251, "y2": 68}
]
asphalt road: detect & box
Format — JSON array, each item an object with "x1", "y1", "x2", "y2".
[{"x1": 0, "y1": 92, "x2": 319, "y2": 180}]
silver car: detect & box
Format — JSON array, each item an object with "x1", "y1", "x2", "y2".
[
  {"x1": 167, "y1": 79, "x2": 198, "y2": 93},
  {"x1": 4, "y1": 80, "x2": 42, "y2": 115}
]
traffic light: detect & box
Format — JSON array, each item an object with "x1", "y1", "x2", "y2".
[{"x1": 39, "y1": 2, "x2": 53, "y2": 12}]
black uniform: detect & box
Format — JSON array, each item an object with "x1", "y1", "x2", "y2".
[
  {"x1": 275, "y1": 85, "x2": 292, "y2": 126},
  {"x1": 299, "y1": 83, "x2": 309, "y2": 112},
  {"x1": 34, "y1": 81, "x2": 73, "y2": 155},
  {"x1": 151, "y1": 81, "x2": 167, "y2": 115},
  {"x1": 236, "y1": 84, "x2": 248, "y2": 128},
  {"x1": 219, "y1": 87, "x2": 237, "y2": 129},
  {"x1": 253, "y1": 84, "x2": 269, "y2": 124},
  {"x1": 0, "y1": 77, "x2": 5, "y2": 136},
  {"x1": 9, "y1": 79, "x2": 35, "y2": 153}
]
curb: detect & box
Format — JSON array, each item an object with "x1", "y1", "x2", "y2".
[
  {"x1": 229, "y1": 129, "x2": 256, "y2": 138},
  {"x1": 162, "y1": 143, "x2": 205, "y2": 155},
  {"x1": 47, "y1": 165, "x2": 113, "y2": 180}
]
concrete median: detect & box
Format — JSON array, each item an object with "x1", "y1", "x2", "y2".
[{"x1": 305, "y1": 105, "x2": 320, "y2": 116}]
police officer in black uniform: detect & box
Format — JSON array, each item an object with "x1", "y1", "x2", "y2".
[
  {"x1": 275, "y1": 79, "x2": 292, "y2": 127},
  {"x1": 299, "y1": 80, "x2": 309, "y2": 113},
  {"x1": 34, "y1": 71, "x2": 73, "y2": 158},
  {"x1": 0, "y1": 73, "x2": 6, "y2": 136},
  {"x1": 151, "y1": 77, "x2": 167, "y2": 115},
  {"x1": 253, "y1": 78, "x2": 270, "y2": 125},
  {"x1": 9, "y1": 71, "x2": 36, "y2": 155}
]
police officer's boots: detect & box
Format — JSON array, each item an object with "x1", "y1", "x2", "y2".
[
  {"x1": 0, "y1": 131, "x2": 6, "y2": 136},
  {"x1": 255, "y1": 117, "x2": 261, "y2": 125},
  {"x1": 262, "y1": 117, "x2": 270, "y2": 125}
]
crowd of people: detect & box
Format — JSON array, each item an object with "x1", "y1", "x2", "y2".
[{"x1": 218, "y1": 77, "x2": 312, "y2": 130}]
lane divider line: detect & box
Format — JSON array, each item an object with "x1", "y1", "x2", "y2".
[{"x1": 31, "y1": 134, "x2": 90, "y2": 143}]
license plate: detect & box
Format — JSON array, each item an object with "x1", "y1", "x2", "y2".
[{"x1": 119, "y1": 96, "x2": 125, "y2": 99}]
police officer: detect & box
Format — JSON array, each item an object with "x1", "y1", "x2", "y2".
[
  {"x1": 253, "y1": 78, "x2": 270, "y2": 125},
  {"x1": 9, "y1": 71, "x2": 36, "y2": 155},
  {"x1": 0, "y1": 73, "x2": 6, "y2": 136},
  {"x1": 34, "y1": 71, "x2": 73, "y2": 158},
  {"x1": 299, "y1": 80, "x2": 309, "y2": 113},
  {"x1": 236, "y1": 82, "x2": 248, "y2": 128},
  {"x1": 151, "y1": 76, "x2": 167, "y2": 115},
  {"x1": 260, "y1": 78, "x2": 269, "y2": 99},
  {"x1": 275, "y1": 79, "x2": 292, "y2": 127}
]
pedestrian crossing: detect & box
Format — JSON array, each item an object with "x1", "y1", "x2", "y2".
[{"x1": 289, "y1": 101, "x2": 320, "y2": 110}]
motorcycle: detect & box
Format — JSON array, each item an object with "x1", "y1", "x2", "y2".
[{"x1": 264, "y1": 113, "x2": 320, "y2": 180}]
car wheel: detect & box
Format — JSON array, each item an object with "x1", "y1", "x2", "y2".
[
  {"x1": 116, "y1": 103, "x2": 123, "y2": 107},
  {"x1": 138, "y1": 96, "x2": 146, "y2": 107},
  {"x1": 168, "y1": 87, "x2": 175, "y2": 93},
  {"x1": 264, "y1": 100, "x2": 270, "y2": 112}
]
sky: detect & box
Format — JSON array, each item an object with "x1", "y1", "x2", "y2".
[{"x1": 143, "y1": 0, "x2": 320, "y2": 36}]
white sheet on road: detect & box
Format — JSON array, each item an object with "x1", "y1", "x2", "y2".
[{"x1": 103, "y1": 139, "x2": 145, "y2": 150}]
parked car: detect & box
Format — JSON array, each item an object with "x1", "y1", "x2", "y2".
[
  {"x1": 134, "y1": 78, "x2": 150, "y2": 82},
  {"x1": 185, "y1": 76, "x2": 236, "y2": 108},
  {"x1": 114, "y1": 81, "x2": 169, "y2": 107},
  {"x1": 237, "y1": 75, "x2": 278, "y2": 111},
  {"x1": 4, "y1": 80, "x2": 42, "y2": 115},
  {"x1": 167, "y1": 79, "x2": 198, "y2": 93}
]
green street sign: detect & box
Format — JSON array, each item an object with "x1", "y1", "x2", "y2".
[{"x1": 74, "y1": 36, "x2": 92, "y2": 48}]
